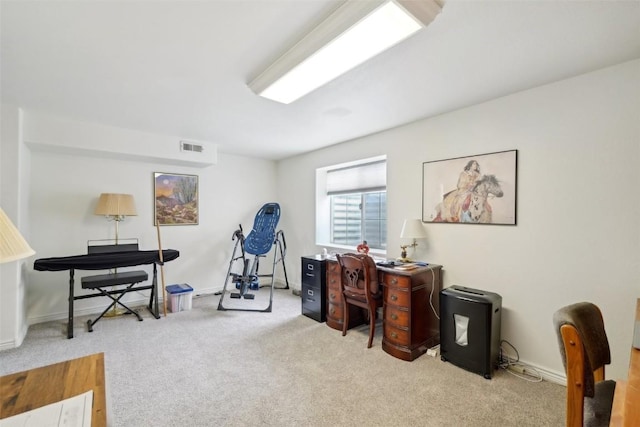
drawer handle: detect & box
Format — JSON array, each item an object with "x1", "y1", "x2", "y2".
[
  {"x1": 305, "y1": 273, "x2": 315, "y2": 278},
  {"x1": 330, "y1": 279, "x2": 336, "y2": 284},
  {"x1": 390, "y1": 294, "x2": 398, "y2": 301},
  {"x1": 391, "y1": 313, "x2": 398, "y2": 320},
  {"x1": 390, "y1": 278, "x2": 398, "y2": 285},
  {"x1": 391, "y1": 332, "x2": 398, "y2": 339},
  {"x1": 307, "y1": 264, "x2": 314, "y2": 271},
  {"x1": 330, "y1": 293, "x2": 335, "y2": 299},
  {"x1": 307, "y1": 289, "x2": 314, "y2": 296},
  {"x1": 330, "y1": 307, "x2": 335, "y2": 315}
]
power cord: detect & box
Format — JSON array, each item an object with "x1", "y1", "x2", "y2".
[
  {"x1": 499, "y1": 339, "x2": 542, "y2": 382},
  {"x1": 428, "y1": 268, "x2": 440, "y2": 320}
]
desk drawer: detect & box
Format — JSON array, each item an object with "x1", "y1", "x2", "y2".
[
  {"x1": 384, "y1": 287, "x2": 410, "y2": 308},
  {"x1": 385, "y1": 305, "x2": 410, "y2": 328},
  {"x1": 326, "y1": 260, "x2": 341, "y2": 291},
  {"x1": 382, "y1": 273, "x2": 412, "y2": 289},
  {"x1": 384, "y1": 323, "x2": 410, "y2": 346},
  {"x1": 327, "y1": 301, "x2": 342, "y2": 321},
  {"x1": 327, "y1": 285, "x2": 342, "y2": 304}
]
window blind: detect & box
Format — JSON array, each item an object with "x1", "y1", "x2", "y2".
[{"x1": 326, "y1": 160, "x2": 386, "y2": 195}]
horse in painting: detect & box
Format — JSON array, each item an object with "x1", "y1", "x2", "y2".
[{"x1": 434, "y1": 174, "x2": 503, "y2": 223}]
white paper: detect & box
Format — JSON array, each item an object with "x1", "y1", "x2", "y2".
[{"x1": 0, "y1": 390, "x2": 93, "y2": 427}]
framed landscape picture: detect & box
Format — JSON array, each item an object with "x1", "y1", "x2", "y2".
[
  {"x1": 422, "y1": 150, "x2": 517, "y2": 225},
  {"x1": 154, "y1": 172, "x2": 199, "y2": 225}
]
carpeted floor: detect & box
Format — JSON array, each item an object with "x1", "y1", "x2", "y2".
[{"x1": 0, "y1": 289, "x2": 565, "y2": 426}]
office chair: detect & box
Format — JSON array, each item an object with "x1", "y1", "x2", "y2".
[
  {"x1": 553, "y1": 302, "x2": 616, "y2": 427},
  {"x1": 336, "y1": 253, "x2": 382, "y2": 348}
]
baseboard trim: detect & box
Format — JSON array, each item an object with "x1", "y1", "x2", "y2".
[
  {"x1": 0, "y1": 324, "x2": 29, "y2": 351},
  {"x1": 503, "y1": 359, "x2": 566, "y2": 386},
  {"x1": 0, "y1": 339, "x2": 17, "y2": 351},
  {"x1": 534, "y1": 365, "x2": 566, "y2": 386},
  {"x1": 192, "y1": 281, "x2": 297, "y2": 299},
  {"x1": 28, "y1": 296, "x2": 155, "y2": 325}
]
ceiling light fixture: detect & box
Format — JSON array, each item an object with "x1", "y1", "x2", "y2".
[{"x1": 249, "y1": 0, "x2": 444, "y2": 104}]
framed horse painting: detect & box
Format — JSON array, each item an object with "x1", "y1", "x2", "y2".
[{"x1": 422, "y1": 150, "x2": 517, "y2": 225}]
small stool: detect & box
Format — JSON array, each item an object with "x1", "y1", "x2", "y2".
[{"x1": 81, "y1": 270, "x2": 148, "y2": 332}]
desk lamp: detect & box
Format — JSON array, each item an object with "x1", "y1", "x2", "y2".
[
  {"x1": 399, "y1": 218, "x2": 427, "y2": 262},
  {"x1": 0, "y1": 207, "x2": 35, "y2": 264},
  {"x1": 94, "y1": 193, "x2": 137, "y2": 244}
]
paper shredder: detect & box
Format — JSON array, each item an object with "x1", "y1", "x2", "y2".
[{"x1": 440, "y1": 285, "x2": 502, "y2": 379}]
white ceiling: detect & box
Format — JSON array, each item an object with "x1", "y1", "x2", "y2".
[{"x1": 2, "y1": 1, "x2": 639, "y2": 161}]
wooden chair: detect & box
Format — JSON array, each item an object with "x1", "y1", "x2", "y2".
[
  {"x1": 336, "y1": 253, "x2": 382, "y2": 348},
  {"x1": 553, "y1": 302, "x2": 616, "y2": 427}
]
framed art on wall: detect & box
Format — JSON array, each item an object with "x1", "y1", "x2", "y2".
[
  {"x1": 154, "y1": 172, "x2": 199, "y2": 225},
  {"x1": 422, "y1": 150, "x2": 517, "y2": 225}
]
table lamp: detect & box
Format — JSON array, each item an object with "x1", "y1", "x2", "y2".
[
  {"x1": 399, "y1": 218, "x2": 427, "y2": 262},
  {"x1": 94, "y1": 193, "x2": 137, "y2": 244},
  {"x1": 0, "y1": 207, "x2": 35, "y2": 264}
]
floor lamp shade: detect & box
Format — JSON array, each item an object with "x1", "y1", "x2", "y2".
[
  {"x1": 94, "y1": 193, "x2": 137, "y2": 219},
  {"x1": 0, "y1": 207, "x2": 35, "y2": 264}
]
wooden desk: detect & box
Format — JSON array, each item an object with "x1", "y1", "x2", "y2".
[
  {"x1": 0, "y1": 353, "x2": 107, "y2": 426},
  {"x1": 610, "y1": 299, "x2": 640, "y2": 426},
  {"x1": 324, "y1": 258, "x2": 442, "y2": 361}
]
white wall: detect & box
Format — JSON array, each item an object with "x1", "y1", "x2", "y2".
[
  {"x1": 24, "y1": 111, "x2": 217, "y2": 167},
  {"x1": 3, "y1": 60, "x2": 638, "y2": 383},
  {"x1": 22, "y1": 113, "x2": 278, "y2": 324},
  {"x1": 277, "y1": 59, "x2": 640, "y2": 381},
  {"x1": 0, "y1": 105, "x2": 32, "y2": 348}
]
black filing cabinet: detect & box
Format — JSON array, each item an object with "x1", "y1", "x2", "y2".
[{"x1": 301, "y1": 256, "x2": 326, "y2": 322}]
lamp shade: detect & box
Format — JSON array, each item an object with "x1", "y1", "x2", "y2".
[
  {"x1": 400, "y1": 219, "x2": 427, "y2": 239},
  {"x1": 94, "y1": 193, "x2": 137, "y2": 217},
  {"x1": 0, "y1": 207, "x2": 35, "y2": 264}
]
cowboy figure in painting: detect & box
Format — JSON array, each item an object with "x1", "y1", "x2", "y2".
[{"x1": 434, "y1": 160, "x2": 504, "y2": 223}]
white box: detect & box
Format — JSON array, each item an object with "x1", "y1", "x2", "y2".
[{"x1": 166, "y1": 284, "x2": 193, "y2": 313}]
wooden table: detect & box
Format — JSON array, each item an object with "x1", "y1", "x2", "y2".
[
  {"x1": 610, "y1": 299, "x2": 640, "y2": 426},
  {"x1": 0, "y1": 353, "x2": 107, "y2": 426}
]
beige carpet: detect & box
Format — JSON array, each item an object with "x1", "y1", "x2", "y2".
[{"x1": 0, "y1": 289, "x2": 565, "y2": 426}]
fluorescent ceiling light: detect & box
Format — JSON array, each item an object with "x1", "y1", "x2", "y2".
[{"x1": 249, "y1": 0, "x2": 444, "y2": 104}]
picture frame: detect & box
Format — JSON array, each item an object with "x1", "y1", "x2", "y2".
[
  {"x1": 154, "y1": 172, "x2": 199, "y2": 225},
  {"x1": 422, "y1": 150, "x2": 517, "y2": 225}
]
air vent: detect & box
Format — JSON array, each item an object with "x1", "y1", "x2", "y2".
[{"x1": 180, "y1": 141, "x2": 204, "y2": 153}]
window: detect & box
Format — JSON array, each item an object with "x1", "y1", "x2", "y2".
[
  {"x1": 331, "y1": 192, "x2": 386, "y2": 248},
  {"x1": 316, "y1": 156, "x2": 387, "y2": 252}
]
